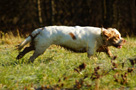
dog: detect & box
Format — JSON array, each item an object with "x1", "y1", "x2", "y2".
[{"x1": 16, "y1": 26, "x2": 126, "y2": 62}]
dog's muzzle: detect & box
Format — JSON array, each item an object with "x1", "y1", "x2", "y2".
[{"x1": 113, "y1": 39, "x2": 126, "y2": 48}]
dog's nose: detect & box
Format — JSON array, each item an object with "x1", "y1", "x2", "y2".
[{"x1": 122, "y1": 39, "x2": 126, "y2": 43}]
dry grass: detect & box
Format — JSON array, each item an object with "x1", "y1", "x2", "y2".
[
  {"x1": 0, "y1": 30, "x2": 24, "y2": 45},
  {"x1": 0, "y1": 31, "x2": 136, "y2": 89}
]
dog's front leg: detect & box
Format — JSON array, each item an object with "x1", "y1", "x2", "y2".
[
  {"x1": 87, "y1": 46, "x2": 95, "y2": 59},
  {"x1": 97, "y1": 46, "x2": 114, "y2": 58},
  {"x1": 105, "y1": 47, "x2": 113, "y2": 58},
  {"x1": 105, "y1": 47, "x2": 117, "y2": 59}
]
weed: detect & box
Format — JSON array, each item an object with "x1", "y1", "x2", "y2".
[{"x1": 0, "y1": 32, "x2": 136, "y2": 89}]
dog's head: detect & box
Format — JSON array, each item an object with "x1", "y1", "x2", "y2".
[{"x1": 101, "y1": 28, "x2": 126, "y2": 48}]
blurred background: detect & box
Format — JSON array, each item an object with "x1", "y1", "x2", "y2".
[{"x1": 0, "y1": 0, "x2": 136, "y2": 36}]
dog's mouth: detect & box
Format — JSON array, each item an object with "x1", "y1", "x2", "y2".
[
  {"x1": 113, "y1": 44, "x2": 122, "y2": 49},
  {"x1": 117, "y1": 45, "x2": 122, "y2": 49},
  {"x1": 113, "y1": 39, "x2": 126, "y2": 49}
]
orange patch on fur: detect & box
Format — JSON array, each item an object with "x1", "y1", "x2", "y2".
[
  {"x1": 102, "y1": 29, "x2": 118, "y2": 41},
  {"x1": 69, "y1": 32, "x2": 76, "y2": 40}
]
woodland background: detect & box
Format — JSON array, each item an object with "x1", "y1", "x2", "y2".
[{"x1": 0, "y1": 0, "x2": 136, "y2": 36}]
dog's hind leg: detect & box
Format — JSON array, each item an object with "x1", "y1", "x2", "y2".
[
  {"x1": 16, "y1": 45, "x2": 35, "y2": 59},
  {"x1": 28, "y1": 46, "x2": 49, "y2": 63}
]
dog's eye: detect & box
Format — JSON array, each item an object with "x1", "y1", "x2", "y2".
[
  {"x1": 116, "y1": 35, "x2": 120, "y2": 39},
  {"x1": 113, "y1": 35, "x2": 119, "y2": 40},
  {"x1": 117, "y1": 35, "x2": 119, "y2": 38},
  {"x1": 111, "y1": 37, "x2": 117, "y2": 41}
]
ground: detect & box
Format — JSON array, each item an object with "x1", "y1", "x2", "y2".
[{"x1": 0, "y1": 32, "x2": 136, "y2": 89}]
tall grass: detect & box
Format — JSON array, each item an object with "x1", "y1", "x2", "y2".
[
  {"x1": 0, "y1": 31, "x2": 136, "y2": 89},
  {"x1": 0, "y1": 30, "x2": 23, "y2": 45}
]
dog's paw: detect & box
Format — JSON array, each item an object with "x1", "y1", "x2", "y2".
[{"x1": 111, "y1": 56, "x2": 117, "y2": 60}]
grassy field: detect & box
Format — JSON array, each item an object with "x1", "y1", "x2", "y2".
[{"x1": 0, "y1": 32, "x2": 136, "y2": 90}]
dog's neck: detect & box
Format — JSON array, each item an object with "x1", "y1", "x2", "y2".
[
  {"x1": 101, "y1": 36, "x2": 107, "y2": 46},
  {"x1": 95, "y1": 30, "x2": 108, "y2": 49},
  {"x1": 95, "y1": 35, "x2": 106, "y2": 51},
  {"x1": 100, "y1": 28, "x2": 108, "y2": 46}
]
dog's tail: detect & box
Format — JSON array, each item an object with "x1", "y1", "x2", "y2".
[{"x1": 16, "y1": 28, "x2": 42, "y2": 51}]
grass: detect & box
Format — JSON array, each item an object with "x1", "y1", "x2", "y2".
[{"x1": 0, "y1": 31, "x2": 136, "y2": 90}]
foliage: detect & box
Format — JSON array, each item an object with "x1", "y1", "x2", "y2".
[{"x1": 0, "y1": 33, "x2": 136, "y2": 89}]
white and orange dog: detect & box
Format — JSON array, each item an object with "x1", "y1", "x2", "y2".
[{"x1": 16, "y1": 26, "x2": 125, "y2": 62}]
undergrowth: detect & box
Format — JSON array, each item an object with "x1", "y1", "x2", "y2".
[{"x1": 0, "y1": 31, "x2": 136, "y2": 90}]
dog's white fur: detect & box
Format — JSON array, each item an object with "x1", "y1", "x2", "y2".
[{"x1": 17, "y1": 26, "x2": 123, "y2": 62}]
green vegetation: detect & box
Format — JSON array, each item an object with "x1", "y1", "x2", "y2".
[{"x1": 0, "y1": 32, "x2": 136, "y2": 90}]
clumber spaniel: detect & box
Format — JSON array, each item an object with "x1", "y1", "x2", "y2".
[{"x1": 16, "y1": 26, "x2": 125, "y2": 62}]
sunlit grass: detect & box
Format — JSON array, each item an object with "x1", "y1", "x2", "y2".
[{"x1": 0, "y1": 32, "x2": 136, "y2": 89}]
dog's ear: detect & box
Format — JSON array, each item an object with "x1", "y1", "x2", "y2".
[
  {"x1": 101, "y1": 29, "x2": 110, "y2": 38},
  {"x1": 102, "y1": 31, "x2": 109, "y2": 38},
  {"x1": 101, "y1": 29, "x2": 113, "y2": 42}
]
